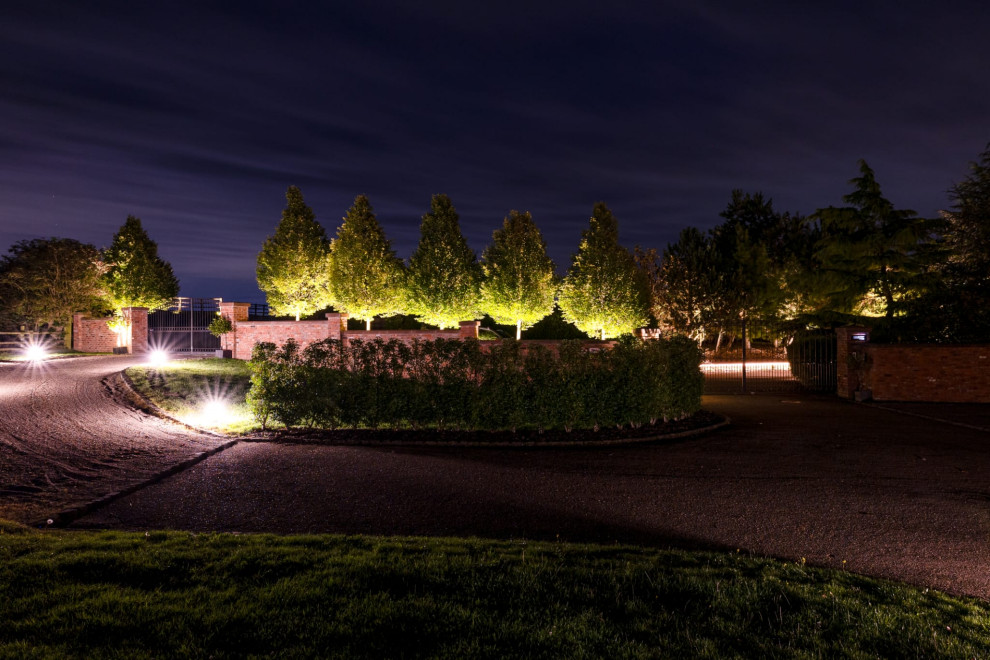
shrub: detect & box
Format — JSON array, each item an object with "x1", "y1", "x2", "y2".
[{"x1": 247, "y1": 337, "x2": 703, "y2": 433}]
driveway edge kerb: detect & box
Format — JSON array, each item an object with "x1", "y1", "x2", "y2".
[
  {"x1": 241, "y1": 415, "x2": 732, "y2": 448},
  {"x1": 41, "y1": 439, "x2": 240, "y2": 529},
  {"x1": 861, "y1": 401, "x2": 990, "y2": 434}
]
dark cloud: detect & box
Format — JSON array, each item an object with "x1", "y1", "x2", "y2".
[{"x1": 2, "y1": 1, "x2": 988, "y2": 301}]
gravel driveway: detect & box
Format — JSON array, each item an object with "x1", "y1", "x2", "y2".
[
  {"x1": 0, "y1": 356, "x2": 224, "y2": 523},
  {"x1": 73, "y1": 391, "x2": 990, "y2": 600}
]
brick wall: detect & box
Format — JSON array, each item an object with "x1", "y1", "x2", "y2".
[
  {"x1": 863, "y1": 344, "x2": 990, "y2": 402},
  {"x1": 73, "y1": 314, "x2": 118, "y2": 353},
  {"x1": 836, "y1": 326, "x2": 990, "y2": 402},
  {"x1": 72, "y1": 307, "x2": 149, "y2": 354},
  {"x1": 224, "y1": 311, "x2": 481, "y2": 360}
]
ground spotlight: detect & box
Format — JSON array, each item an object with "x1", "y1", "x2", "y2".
[
  {"x1": 24, "y1": 343, "x2": 48, "y2": 362},
  {"x1": 148, "y1": 349, "x2": 169, "y2": 367}
]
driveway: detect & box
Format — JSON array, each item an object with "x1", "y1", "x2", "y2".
[
  {"x1": 0, "y1": 355, "x2": 225, "y2": 523},
  {"x1": 72, "y1": 392, "x2": 990, "y2": 600}
]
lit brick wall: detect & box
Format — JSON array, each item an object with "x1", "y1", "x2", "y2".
[{"x1": 72, "y1": 314, "x2": 118, "y2": 353}]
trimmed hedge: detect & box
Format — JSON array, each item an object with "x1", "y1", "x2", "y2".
[{"x1": 247, "y1": 336, "x2": 703, "y2": 433}]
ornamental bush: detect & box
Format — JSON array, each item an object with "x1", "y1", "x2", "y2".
[{"x1": 247, "y1": 337, "x2": 703, "y2": 433}]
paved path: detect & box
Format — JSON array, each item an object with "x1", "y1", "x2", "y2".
[
  {"x1": 73, "y1": 393, "x2": 990, "y2": 600},
  {"x1": 0, "y1": 356, "x2": 224, "y2": 523}
]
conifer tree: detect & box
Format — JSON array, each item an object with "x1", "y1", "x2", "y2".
[
  {"x1": 103, "y1": 215, "x2": 179, "y2": 312},
  {"x1": 405, "y1": 194, "x2": 483, "y2": 329},
  {"x1": 810, "y1": 160, "x2": 933, "y2": 318},
  {"x1": 257, "y1": 186, "x2": 332, "y2": 321},
  {"x1": 327, "y1": 195, "x2": 406, "y2": 330},
  {"x1": 558, "y1": 202, "x2": 649, "y2": 339},
  {"x1": 480, "y1": 210, "x2": 557, "y2": 339}
]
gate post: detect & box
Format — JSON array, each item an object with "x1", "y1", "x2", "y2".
[
  {"x1": 122, "y1": 307, "x2": 148, "y2": 354},
  {"x1": 218, "y1": 302, "x2": 250, "y2": 359},
  {"x1": 836, "y1": 326, "x2": 871, "y2": 399}
]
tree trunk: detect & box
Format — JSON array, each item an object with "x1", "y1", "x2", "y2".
[
  {"x1": 516, "y1": 320, "x2": 522, "y2": 340},
  {"x1": 366, "y1": 318, "x2": 372, "y2": 331}
]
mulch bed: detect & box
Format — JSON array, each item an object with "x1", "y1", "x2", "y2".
[{"x1": 244, "y1": 410, "x2": 727, "y2": 446}]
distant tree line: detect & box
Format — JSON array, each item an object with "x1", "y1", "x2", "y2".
[
  {"x1": 258, "y1": 143, "x2": 990, "y2": 343},
  {"x1": 0, "y1": 217, "x2": 178, "y2": 347}
]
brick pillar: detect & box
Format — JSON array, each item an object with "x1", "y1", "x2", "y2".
[
  {"x1": 459, "y1": 320, "x2": 480, "y2": 340},
  {"x1": 218, "y1": 302, "x2": 251, "y2": 357},
  {"x1": 72, "y1": 314, "x2": 83, "y2": 351},
  {"x1": 836, "y1": 326, "x2": 871, "y2": 399},
  {"x1": 327, "y1": 312, "x2": 349, "y2": 343},
  {"x1": 122, "y1": 307, "x2": 149, "y2": 354}
]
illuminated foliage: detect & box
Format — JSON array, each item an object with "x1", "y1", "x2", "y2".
[
  {"x1": 256, "y1": 186, "x2": 332, "y2": 321},
  {"x1": 328, "y1": 195, "x2": 406, "y2": 330},
  {"x1": 637, "y1": 228, "x2": 715, "y2": 342},
  {"x1": 480, "y1": 210, "x2": 557, "y2": 339},
  {"x1": 406, "y1": 194, "x2": 483, "y2": 329},
  {"x1": 103, "y1": 215, "x2": 179, "y2": 313},
  {"x1": 0, "y1": 238, "x2": 107, "y2": 347},
  {"x1": 809, "y1": 160, "x2": 934, "y2": 319},
  {"x1": 558, "y1": 203, "x2": 649, "y2": 339}
]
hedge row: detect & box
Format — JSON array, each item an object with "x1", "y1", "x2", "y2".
[{"x1": 247, "y1": 337, "x2": 703, "y2": 432}]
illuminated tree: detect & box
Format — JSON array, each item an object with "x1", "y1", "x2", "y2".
[
  {"x1": 637, "y1": 227, "x2": 715, "y2": 342},
  {"x1": 327, "y1": 195, "x2": 406, "y2": 330},
  {"x1": 257, "y1": 186, "x2": 332, "y2": 321},
  {"x1": 480, "y1": 210, "x2": 557, "y2": 339},
  {"x1": 103, "y1": 215, "x2": 179, "y2": 313},
  {"x1": 558, "y1": 202, "x2": 649, "y2": 339},
  {"x1": 0, "y1": 238, "x2": 107, "y2": 347},
  {"x1": 810, "y1": 160, "x2": 934, "y2": 319},
  {"x1": 405, "y1": 194, "x2": 482, "y2": 329}
]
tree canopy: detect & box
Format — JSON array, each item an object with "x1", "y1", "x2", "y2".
[
  {"x1": 0, "y1": 238, "x2": 107, "y2": 346},
  {"x1": 102, "y1": 215, "x2": 179, "y2": 313},
  {"x1": 480, "y1": 210, "x2": 557, "y2": 339},
  {"x1": 405, "y1": 194, "x2": 483, "y2": 329},
  {"x1": 809, "y1": 160, "x2": 934, "y2": 319},
  {"x1": 327, "y1": 195, "x2": 406, "y2": 330},
  {"x1": 257, "y1": 186, "x2": 333, "y2": 321},
  {"x1": 558, "y1": 203, "x2": 649, "y2": 339}
]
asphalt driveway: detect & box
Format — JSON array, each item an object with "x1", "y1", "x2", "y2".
[{"x1": 72, "y1": 392, "x2": 990, "y2": 600}]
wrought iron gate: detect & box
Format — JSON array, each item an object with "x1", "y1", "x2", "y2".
[
  {"x1": 147, "y1": 297, "x2": 222, "y2": 353},
  {"x1": 701, "y1": 320, "x2": 836, "y2": 394}
]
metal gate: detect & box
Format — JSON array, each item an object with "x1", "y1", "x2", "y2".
[
  {"x1": 702, "y1": 320, "x2": 836, "y2": 394},
  {"x1": 148, "y1": 297, "x2": 222, "y2": 353}
]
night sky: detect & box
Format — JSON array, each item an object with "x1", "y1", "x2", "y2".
[{"x1": 3, "y1": 1, "x2": 989, "y2": 302}]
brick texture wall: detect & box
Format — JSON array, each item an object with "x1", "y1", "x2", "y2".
[
  {"x1": 837, "y1": 326, "x2": 990, "y2": 402},
  {"x1": 225, "y1": 312, "x2": 481, "y2": 360},
  {"x1": 73, "y1": 314, "x2": 118, "y2": 353},
  {"x1": 863, "y1": 344, "x2": 990, "y2": 402}
]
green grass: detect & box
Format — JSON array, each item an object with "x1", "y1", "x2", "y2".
[
  {"x1": 0, "y1": 521, "x2": 986, "y2": 659},
  {"x1": 125, "y1": 358, "x2": 255, "y2": 433},
  {"x1": 0, "y1": 349, "x2": 107, "y2": 362}
]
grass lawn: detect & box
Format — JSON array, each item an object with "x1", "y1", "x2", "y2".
[
  {"x1": 125, "y1": 358, "x2": 255, "y2": 433},
  {"x1": 1, "y1": 521, "x2": 986, "y2": 659}
]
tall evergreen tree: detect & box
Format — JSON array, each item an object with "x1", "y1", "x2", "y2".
[
  {"x1": 480, "y1": 210, "x2": 557, "y2": 339},
  {"x1": 257, "y1": 186, "x2": 332, "y2": 321},
  {"x1": 103, "y1": 215, "x2": 179, "y2": 312},
  {"x1": 558, "y1": 202, "x2": 649, "y2": 339},
  {"x1": 942, "y1": 143, "x2": 990, "y2": 277},
  {"x1": 405, "y1": 194, "x2": 483, "y2": 329},
  {"x1": 810, "y1": 160, "x2": 934, "y2": 319},
  {"x1": 0, "y1": 238, "x2": 107, "y2": 347},
  {"x1": 327, "y1": 195, "x2": 406, "y2": 330}
]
